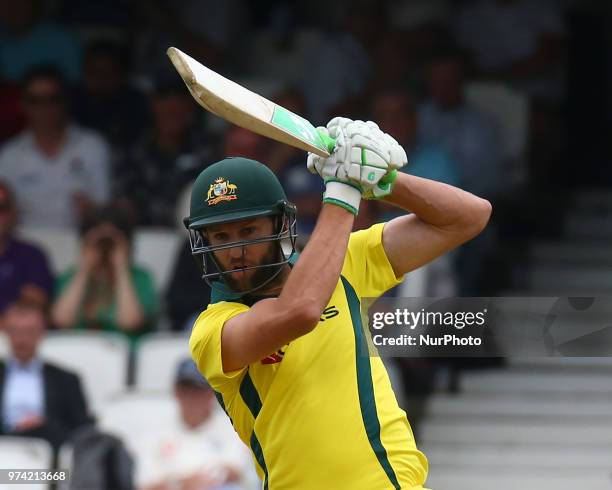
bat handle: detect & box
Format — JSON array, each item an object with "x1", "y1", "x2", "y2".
[{"x1": 316, "y1": 130, "x2": 336, "y2": 155}]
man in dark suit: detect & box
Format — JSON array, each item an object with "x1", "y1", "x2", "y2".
[{"x1": 0, "y1": 301, "x2": 92, "y2": 450}]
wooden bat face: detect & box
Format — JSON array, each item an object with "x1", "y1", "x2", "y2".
[{"x1": 167, "y1": 47, "x2": 333, "y2": 157}]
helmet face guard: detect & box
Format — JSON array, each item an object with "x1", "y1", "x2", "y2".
[
  {"x1": 186, "y1": 202, "x2": 297, "y2": 293},
  {"x1": 185, "y1": 157, "x2": 298, "y2": 295}
]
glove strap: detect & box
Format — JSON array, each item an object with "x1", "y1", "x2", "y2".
[{"x1": 323, "y1": 180, "x2": 361, "y2": 215}]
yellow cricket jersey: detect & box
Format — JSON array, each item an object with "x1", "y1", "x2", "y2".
[{"x1": 189, "y1": 223, "x2": 429, "y2": 489}]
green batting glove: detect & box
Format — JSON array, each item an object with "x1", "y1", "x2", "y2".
[{"x1": 362, "y1": 170, "x2": 398, "y2": 200}]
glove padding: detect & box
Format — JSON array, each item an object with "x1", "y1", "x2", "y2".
[
  {"x1": 306, "y1": 125, "x2": 363, "y2": 215},
  {"x1": 307, "y1": 121, "x2": 390, "y2": 188},
  {"x1": 325, "y1": 117, "x2": 408, "y2": 199}
]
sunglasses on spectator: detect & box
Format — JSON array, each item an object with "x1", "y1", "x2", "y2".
[{"x1": 25, "y1": 93, "x2": 64, "y2": 106}]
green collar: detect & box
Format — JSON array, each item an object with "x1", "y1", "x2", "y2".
[{"x1": 210, "y1": 253, "x2": 299, "y2": 304}]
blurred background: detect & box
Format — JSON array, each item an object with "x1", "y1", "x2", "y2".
[{"x1": 0, "y1": 0, "x2": 611, "y2": 489}]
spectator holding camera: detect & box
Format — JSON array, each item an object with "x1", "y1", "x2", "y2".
[{"x1": 51, "y1": 206, "x2": 157, "y2": 343}]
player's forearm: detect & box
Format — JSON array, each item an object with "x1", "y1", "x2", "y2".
[
  {"x1": 278, "y1": 203, "x2": 354, "y2": 325},
  {"x1": 383, "y1": 172, "x2": 492, "y2": 231}
]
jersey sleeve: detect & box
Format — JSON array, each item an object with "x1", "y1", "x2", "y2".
[
  {"x1": 189, "y1": 301, "x2": 250, "y2": 393},
  {"x1": 341, "y1": 222, "x2": 404, "y2": 299}
]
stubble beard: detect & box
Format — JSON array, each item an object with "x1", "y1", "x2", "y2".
[{"x1": 222, "y1": 243, "x2": 284, "y2": 294}]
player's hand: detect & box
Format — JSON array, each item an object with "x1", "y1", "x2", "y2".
[
  {"x1": 326, "y1": 117, "x2": 408, "y2": 199},
  {"x1": 308, "y1": 120, "x2": 390, "y2": 186},
  {"x1": 307, "y1": 126, "x2": 362, "y2": 215}
]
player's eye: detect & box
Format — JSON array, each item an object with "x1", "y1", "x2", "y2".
[
  {"x1": 241, "y1": 226, "x2": 257, "y2": 236},
  {"x1": 212, "y1": 232, "x2": 229, "y2": 243}
]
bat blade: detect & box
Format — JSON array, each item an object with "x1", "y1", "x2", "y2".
[{"x1": 167, "y1": 47, "x2": 332, "y2": 157}]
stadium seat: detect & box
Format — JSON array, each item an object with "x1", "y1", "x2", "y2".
[
  {"x1": 18, "y1": 227, "x2": 79, "y2": 277},
  {"x1": 428, "y1": 392, "x2": 612, "y2": 419},
  {"x1": 132, "y1": 230, "x2": 181, "y2": 292},
  {"x1": 459, "y1": 370, "x2": 612, "y2": 395},
  {"x1": 426, "y1": 471, "x2": 611, "y2": 490},
  {"x1": 39, "y1": 331, "x2": 130, "y2": 415},
  {"x1": 420, "y1": 418, "x2": 612, "y2": 445},
  {"x1": 134, "y1": 332, "x2": 191, "y2": 392},
  {"x1": 423, "y1": 443, "x2": 612, "y2": 471},
  {"x1": 0, "y1": 437, "x2": 54, "y2": 490},
  {"x1": 98, "y1": 391, "x2": 177, "y2": 449}
]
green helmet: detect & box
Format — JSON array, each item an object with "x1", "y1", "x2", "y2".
[{"x1": 184, "y1": 157, "x2": 297, "y2": 292}]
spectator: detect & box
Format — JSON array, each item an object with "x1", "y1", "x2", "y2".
[
  {"x1": 223, "y1": 125, "x2": 268, "y2": 163},
  {"x1": 247, "y1": 7, "x2": 323, "y2": 88},
  {"x1": 166, "y1": 239, "x2": 211, "y2": 332},
  {"x1": 132, "y1": 0, "x2": 247, "y2": 78},
  {"x1": 0, "y1": 180, "x2": 53, "y2": 313},
  {"x1": 0, "y1": 301, "x2": 92, "y2": 450},
  {"x1": 0, "y1": 66, "x2": 111, "y2": 228},
  {"x1": 419, "y1": 51, "x2": 504, "y2": 199},
  {"x1": 114, "y1": 82, "x2": 209, "y2": 227},
  {"x1": 137, "y1": 359, "x2": 256, "y2": 490},
  {"x1": 301, "y1": 1, "x2": 386, "y2": 122},
  {"x1": 418, "y1": 53, "x2": 501, "y2": 295},
  {"x1": 369, "y1": 32, "x2": 420, "y2": 95},
  {"x1": 371, "y1": 87, "x2": 460, "y2": 188},
  {"x1": 72, "y1": 40, "x2": 150, "y2": 148},
  {"x1": 453, "y1": 0, "x2": 567, "y2": 188},
  {"x1": 166, "y1": 184, "x2": 211, "y2": 332},
  {"x1": 52, "y1": 206, "x2": 157, "y2": 344},
  {"x1": 453, "y1": 0, "x2": 566, "y2": 100},
  {"x1": 0, "y1": 0, "x2": 81, "y2": 82}
]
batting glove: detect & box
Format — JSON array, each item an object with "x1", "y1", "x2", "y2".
[
  {"x1": 326, "y1": 117, "x2": 408, "y2": 199},
  {"x1": 307, "y1": 126, "x2": 362, "y2": 215}
]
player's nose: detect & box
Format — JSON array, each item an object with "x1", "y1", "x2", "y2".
[{"x1": 227, "y1": 244, "x2": 247, "y2": 261}]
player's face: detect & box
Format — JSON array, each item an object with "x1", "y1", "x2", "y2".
[{"x1": 206, "y1": 217, "x2": 279, "y2": 292}]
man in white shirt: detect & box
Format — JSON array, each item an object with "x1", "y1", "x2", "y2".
[
  {"x1": 0, "y1": 66, "x2": 110, "y2": 228},
  {"x1": 138, "y1": 359, "x2": 257, "y2": 490}
]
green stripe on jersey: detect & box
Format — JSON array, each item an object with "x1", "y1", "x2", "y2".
[
  {"x1": 240, "y1": 371, "x2": 269, "y2": 488},
  {"x1": 341, "y1": 275, "x2": 401, "y2": 490},
  {"x1": 240, "y1": 371, "x2": 263, "y2": 417},
  {"x1": 250, "y1": 431, "x2": 269, "y2": 490}
]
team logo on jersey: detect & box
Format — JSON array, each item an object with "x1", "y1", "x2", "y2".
[{"x1": 206, "y1": 177, "x2": 238, "y2": 206}]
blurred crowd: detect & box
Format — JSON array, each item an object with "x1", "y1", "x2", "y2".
[{"x1": 0, "y1": 0, "x2": 610, "y2": 486}]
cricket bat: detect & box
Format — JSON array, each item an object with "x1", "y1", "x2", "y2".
[{"x1": 167, "y1": 47, "x2": 335, "y2": 158}]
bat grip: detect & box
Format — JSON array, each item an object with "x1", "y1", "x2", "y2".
[{"x1": 316, "y1": 130, "x2": 336, "y2": 155}]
